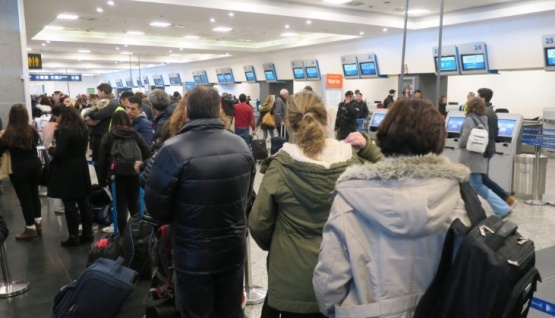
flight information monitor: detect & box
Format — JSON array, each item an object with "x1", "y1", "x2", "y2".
[
  {"x1": 305, "y1": 66, "x2": 319, "y2": 79},
  {"x1": 359, "y1": 62, "x2": 377, "y2": 75},
  {"x1": 217, "y1": 74, "x2": 225, "y2": 83},
  {"x1": 245, "y1": 71, "x2": 255, "y2": 81},
  {"x1": 293, "y1": 67, "x2": 305, "y2": 79},
  {"x1": 546, "y1": 48, "x2": 555, "y2": 66},
  {"x1": 435, "y1": 56, "x2": 457, "y2": 72},
  {"x1": 461, "y1": 54, "x2": 486, "y2": 71},
  {"x1": 343, "y1": 63, "x2": 358, "y2": 77},
  {"x1": 264, "y1": 70, "x2": 276, "y2": 81}
]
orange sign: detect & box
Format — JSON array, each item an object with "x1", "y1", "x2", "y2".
[{"x1": 325, "y1": 74, "x2": 343, "y2": 88}]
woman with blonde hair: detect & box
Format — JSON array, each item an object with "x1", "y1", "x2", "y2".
[
  {"x1": 257, "y1": 95, "x2": 275, "y2": 141},
  {"x1": 249, "y1": 91, "x2": 383, "y2": 317},
  {"x1": 0, "y1": 104, "x2": 42, "y2": 239},
  {"x1": 161, "y1": 92, "x2": 188, "y2": 143}
]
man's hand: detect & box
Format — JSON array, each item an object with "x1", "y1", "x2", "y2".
[
  {"x1": 280, "y1": 121, "x2": 285, "y2": 126},
  {"x1": 343, "y1": 132, "x2": 366, "y2": 150},
  {"x1": 134, "y1": 161, "x2": 142, "y2": 173}
]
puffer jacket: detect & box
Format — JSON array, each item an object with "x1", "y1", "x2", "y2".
[
  {"x1": 313, "y1": 154, "x2": 470, "y2": 318},
  {"x1": 131, "y1": 112, "x2": 153, "y2": 146},
  {"x1": 145, "y1": 118, "x2": 256, "y2": 274},
  {"x1": 249, "y1": 135, "x2": 383, "y2": 313}
]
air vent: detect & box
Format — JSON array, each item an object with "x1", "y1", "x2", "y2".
[
  {"x1": 346, "y1": 1, "x2": 364, "y2": 6},
  {"x1": 173, "y1": 24, "x2": 188, "y2": 29},
  {"x1": 80, "y1": 17, "x2": 97, "y2": 22}
]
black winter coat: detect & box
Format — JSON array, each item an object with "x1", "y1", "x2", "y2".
[
  {"x1": 145, "y1": 118, "x2": 256, "y2": 274},
  {"x1": 47, "y1": 128, "x2": 92, "y2": 200},
  {"x1": 89, "y1": 98, "x2": 119, "y2": 136},
  {"x1": 97, "y1": 127, "x2": 152, "y2": 187}
]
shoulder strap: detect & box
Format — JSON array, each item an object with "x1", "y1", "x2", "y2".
[
  {"x1": 470, "y1": 116, "x2": 486, "y2": 128},
  {"x1": 459, "y1": 182, "x2": 487, "y2": 225}
]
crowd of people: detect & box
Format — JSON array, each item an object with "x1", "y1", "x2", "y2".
[{"x1": 0, "y1": 83, "x2": 518, "y2": 317}]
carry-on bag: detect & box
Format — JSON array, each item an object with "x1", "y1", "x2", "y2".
[
  {"x1": 122, "y1": 186, "x2": 157, "y2": 280},
  {"x1": 144, "y1": 224, "x2": 179, "y2": 318},
  {"x1": 87, "y1": 176, "x2": 122, "y2": 266},
  {"x1": 414, "y1": 183, "x2": 541, "y2": 318},
  {"x1": 271, "y1": 126, "x2": 287, "y2": 155},
  {"x1": 51, "y1": 257, "x2": 137, "y2": 318},
  {"x1": 251, "y1": 139, "x2": 268, "y2": 161}
]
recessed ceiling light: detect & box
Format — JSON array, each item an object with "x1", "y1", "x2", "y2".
[
  {"x1": 184, "y1": 35, "x2": 200, "y2": 39},
  {"x1": 383, "y1": 28, "x2": 388, "y2": 32},
  {"x1": 150, "y1": 22, "x2": 171, "y2": 27},
  {"x1": 285, "y1": 24, "x2": 290, "y2": 29},
  {"x1": 121, "y1": 51, "x2": 133, "y2": 55},
  {"x1": 78, "y1": 49, "x2": 91, "y2": 53},
  {"x1": 407, "y1": 9, "x2": 431, "y2": 15},
  {"x1": 27, "y1": 48, "x2": 32, "y2": 51},
  {"x1": 213, "y1": 27, "x2": 232, "y2": 32},
  {"x1": 210, "y1": 18, "x2": 215, "y2": 23},
  {"x1": 228, "y1": 12, "x2": 234, "y2": 17},
  {"x1": 126, "y1": 31, "x2": 144, "y2": 35},
  {"x1": 114, "y1": 61, "x2": 118, "y2": 63},
  {"x1": 107, "y1": 1, "x2": 115, "y2": 6},
  {"x1": 322, "y1": 0, "x2": 352, "y2": 3},
  {"x1": 169, "y1": 50, "x2": 173, "y2": 53},
  {"x1": 97, "y1": 7, "x2": 103, "y2": 13},
  {"x1": 46, "y1": 40, "x2": 51, "y2": 43},
  {"x1": 306, "y1": 20, "x2": 312, "y2": 25},
  {"x1": 41, "y1": 43, "x2": 46, "y2": 46},
  {"x1": 359, "y1": 31, "x2": 364, "y2": 35},
  {"x1": 281, "y1": 32, "x2": 298, "y2": 37},
  {"x1": 169, "y1": 54, "x2": 181, "y2": 57},
  {"x1": 44, "y1": 25, "x2": 63, "y2": 30},
  {"x1": 57, "y1": 13, "x2": 79, "y2": 20},
  {"x1": 123, "y1": 44, "x2": 128, "y2": 47},
  {"x1": 179, "y1": 48, "x2": 184, "y2": 51},
  {"x1": 116, "y1": 47, "x2": 120, "y2": 50}
]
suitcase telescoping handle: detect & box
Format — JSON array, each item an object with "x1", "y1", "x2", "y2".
[
  {"x1": 280, "y1": 125, "x2": 286, "y2": 137},
  {"x1": 110, "y1": 175, "x2": 119, "y2": 236}
]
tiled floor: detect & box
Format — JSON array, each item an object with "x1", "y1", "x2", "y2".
[{"x1": 0, "y1": 150, "x2": 553, "y2": 317}]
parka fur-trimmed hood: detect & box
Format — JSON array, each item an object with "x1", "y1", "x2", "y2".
[
  {"x1": 338, "y1": 153, "x2": 470, "y2": 184},
  {"x1": 334, "y1": 154, "x2": 470, "y2": 238}
]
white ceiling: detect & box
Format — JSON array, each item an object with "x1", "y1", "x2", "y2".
[{"x1": 22, "y1": 0, "x2": 554, "y2": 75}]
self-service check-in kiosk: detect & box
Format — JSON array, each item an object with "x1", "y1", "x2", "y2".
[
  {"x1": 490, "y1": 114, "x2": 524, "y2": 192},
  {"x1": 443, "y1": 111, "x2": 465, "y2": 162},
  {"x1": 368, "y1": 109, "x2": 387, "y2": 140}
]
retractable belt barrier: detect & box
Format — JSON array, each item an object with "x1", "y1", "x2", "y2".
[
  {"x1": 244, "y1": 231, "x2": 266, "y2": 305},
  {"x1": 0, "y1": 243, "x2": 30, "y2": 298}
]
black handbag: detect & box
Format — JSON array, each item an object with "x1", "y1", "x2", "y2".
[{"x1": 39, "y1": 149, "x2": 51, "y2": 187}]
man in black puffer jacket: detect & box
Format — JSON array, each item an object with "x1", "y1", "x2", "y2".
[{"x1": 145, "y1": 85, "x2": 256, "y2": 318}]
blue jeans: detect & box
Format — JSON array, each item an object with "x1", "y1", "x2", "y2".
[
  {"x1": 469, "y1": 173, "x2": 510, "y2": 217},
  {"x1": 235, "y1": 128, "x2": 250, "y2": 147},
  {"x1": 483, "y1": 157, "x2": 509, "y2": 201}
]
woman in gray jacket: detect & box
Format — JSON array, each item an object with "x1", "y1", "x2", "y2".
[
  {"x1": 458, "y1": 97, "x2": 511, "y2": 218},
  {"x1": 314, "y1": 98, "x2": 470, "y2": 318}
]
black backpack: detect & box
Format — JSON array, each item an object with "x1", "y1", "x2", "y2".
[
  {"x1": 414, "y1": 183, "x2": 541, "y2": 318},
  {"x1": 110, "y1": 137, "x2": 142, "y2": 176}
]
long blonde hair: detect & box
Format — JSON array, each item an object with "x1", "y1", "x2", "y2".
[
  {"x1": 162, "y1": 92, "x2": 188, "y2": 142},
  {"x1": 287, "y1": 91, "x2": 327, "y2": 159}
]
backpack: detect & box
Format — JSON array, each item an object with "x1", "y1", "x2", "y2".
[
  {"x1": 110, "y1": 136, "x2": 142, "y2": 176},
  {"x1": 414, "y1": 183, "x2": 541, "y2": 318},
  {"x1": 466, "y1": 117, "x2": 489, "y2": 154}
]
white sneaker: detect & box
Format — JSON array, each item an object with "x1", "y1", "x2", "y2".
[{"x1": 102, "y1": 224, "x2": 114, "y2": 233}]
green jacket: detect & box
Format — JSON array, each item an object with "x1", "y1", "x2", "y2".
[{"x1": 249, "y1": 136, "x2": 382, "y2": 313}]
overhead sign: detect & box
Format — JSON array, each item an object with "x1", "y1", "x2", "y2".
[
  {"x1": 30, "y1": 74, "x2": 82, "y2": 81},
  {"x1": 325, "y1": 74, "x2": 343, "y2": 88},
  {"x1": 28, "y1": 53, "x2": 42, "y2": 70}
]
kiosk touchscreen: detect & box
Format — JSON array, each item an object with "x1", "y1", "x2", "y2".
[
  {"x1": 443, "y1": 111, "x2": 466, "y2": 163},
  {"x1": 367, "y1": 109, "x2": 387, "y2": 139}
]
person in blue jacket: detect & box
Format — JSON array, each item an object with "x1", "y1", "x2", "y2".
[{"x1": 126, "y1": 96, "x2": 153, "y2": 146}]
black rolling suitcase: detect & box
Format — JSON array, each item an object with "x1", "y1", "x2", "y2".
[
  {"x1": 121, "y1": 186, "x2": 157, "y2": 280},
  {"x1": 414, "y1": 183, "x2": 541, "y2": 318},
  {"x1": 251, "y1": 139, "x2": 268, "y2": 161},
  {"x1": 271, "y1": 126, "x2": 287, "y2": 155},
  {"x1": 51, "y1": 257, "x2": 137, "y2": 318}
]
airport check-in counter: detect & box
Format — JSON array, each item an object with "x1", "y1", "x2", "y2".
[
  {"x1": 368, "y1": 109, "x2": 387, "y2": 140},
  {"x1": 444, "y1": 112, "x2": 524, "y2": 192}
]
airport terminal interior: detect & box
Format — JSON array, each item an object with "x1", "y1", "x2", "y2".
[{"x1": 1, "y1": 0, "x2": 555, "y2": 317}]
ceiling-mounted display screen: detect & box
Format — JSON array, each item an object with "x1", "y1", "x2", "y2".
[
  {"x1": 217, "y1": 74, "x2": 225, "y2": 83},
  {"x1": 305, "y1": 66, "x2": 319, "y2": 79},
  {"x1": 545, "y1": 48, "x2": 555, "y2": 66},
  {"x1": 245, "y1": 71, "x2": 255, "y2": 81},
  {"x1": 343, "y1": 63, "x2": 359, "y2": 77},
  {"x1": 200, "y1": 75, "x2": 209, "y2": 84},
  {"x1": 359, "y1": 62, "x2": 377, "y2": 75},
  {"x1": 224, "y1": 73, "x2": 234, "y2": 83},
  {"x1": 293, "y1": 67, "x2": 305, "y2": 79},
  {"x1": 461, "y1": 54, "x2": 486, "y2": 71},
  {"x1": 193, "y1": 75, "x2": 201, "y2": 83},
  {"x1": 143, "y1": 76, "x2": 150, "y2": 85},
  {"x1": 264, "y1": 70, "x2": 276, "y2": 81},
  {"x1": 435, "y1": 56, "x2": 457, "y2": 72}
]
